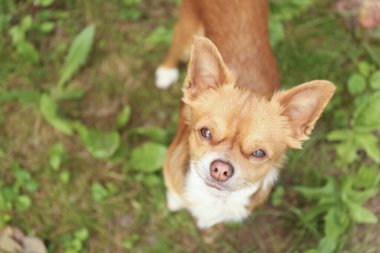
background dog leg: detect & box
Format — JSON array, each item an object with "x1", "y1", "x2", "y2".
[{"x1": 155, "y1": 0, "x2": 202, "y2": 89}]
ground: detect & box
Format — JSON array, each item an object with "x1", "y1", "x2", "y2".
[{"x1": 0, "y1": 0, "x2": 380, "y2": 252}]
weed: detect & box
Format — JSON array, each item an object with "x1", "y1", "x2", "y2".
[
  {"x1": 9, "y1": 15, "x2": 40, "y2": 64},
  {"x1": 49, "y1": 143, "x2": 67, "y2": 171},
  {"x1": 295, "y1": 61, "x2": 380, "y2": 252},
  {"x1": 59, "y1": 228, "x2": 89, "y2": 253},
  {"x1": 0, "y1": 163, "x2": 39, "y2": 226},
  {"x1": 119, "y1": 0, "x2": 143, "y2": 21},
  {"x1": 328, "y1": 63, "x2": 380, "y2": 165},
  {"x1": 297, "y1": 173, "x2": 379, "y2": 253},
  {"x1": 57, "y1": 24, "x2": 96, "y2": 92}
]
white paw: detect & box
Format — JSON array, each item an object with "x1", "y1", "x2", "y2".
[
  {"x1": 155, "y1": 67, "x2": 179, "y2": 89},
  {"x1": 166, "y1": 190, "x2": 184, "y2": 212}
]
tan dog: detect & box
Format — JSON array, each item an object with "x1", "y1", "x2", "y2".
[{"x1": 160, "y1": 0, "x2": 335, "y2": 232}]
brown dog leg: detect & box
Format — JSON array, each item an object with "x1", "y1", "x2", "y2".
[{"x1": 155, "y1": 0, "x2": 202, "y2": 89}]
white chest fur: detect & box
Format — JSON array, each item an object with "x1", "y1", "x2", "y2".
[
  {"x1": 183, "y1": 169, "x2": 261, "y2": 229},
  {"x1": 166, "y1": 165, "x2": 278, "y2": 229}
]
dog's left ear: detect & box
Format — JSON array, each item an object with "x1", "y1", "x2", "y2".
[
  {"x1": 183, "y1": 37, "x2": 233, "y2": 100},
  {"x1": 274, "y1": 80, "x2": 336, "y2": 147}
]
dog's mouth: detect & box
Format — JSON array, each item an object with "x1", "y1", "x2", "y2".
[{"x1": 205, "y1": 180, "x2": 225, "y2": 191}]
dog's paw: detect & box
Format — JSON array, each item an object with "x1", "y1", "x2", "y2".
[
  {"x1": 166, "y1": 190, "x2": 184, "y2": 212},
  {"x1": 155, "y1": 67, "x2": 179, "y2": 89}
]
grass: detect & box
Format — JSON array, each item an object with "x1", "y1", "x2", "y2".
[{"x1": 0, "y1": 0, "x2": 379, "y2": 252}]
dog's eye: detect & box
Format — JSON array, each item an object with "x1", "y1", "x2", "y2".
[
  {"x1": 200, "y1": 128, "x2": 212, "y2": 140},
  {"x1": 251, "y1": 149, "x2": 266, "y2": 159}
]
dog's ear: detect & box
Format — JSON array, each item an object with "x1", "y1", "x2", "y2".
[
  {"x1": 274, "y1": 80, "x2": 336, "y2": 148},
  {"x1": 183, "y1": 37, "x2": 233, "y2": 100}
]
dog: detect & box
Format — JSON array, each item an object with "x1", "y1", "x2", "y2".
[{"x1": 159, "y1": 0, "x2": 335, "y2": 235}]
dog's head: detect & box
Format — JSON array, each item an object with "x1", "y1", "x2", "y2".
[{"x1": 182, "y1": 37, "x2": 335, "y2": 192}]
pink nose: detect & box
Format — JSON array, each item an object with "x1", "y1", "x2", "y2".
[{"x1": 210, "y1": 160, "x2": 234, "y2": 182}]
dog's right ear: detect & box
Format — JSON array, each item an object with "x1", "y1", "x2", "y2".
[{"x1": 183, "y1": 37, "x2": 233, "y2": 100}]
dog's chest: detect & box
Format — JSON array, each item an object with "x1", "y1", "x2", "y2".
[{"x1": 184, "y1": 170, "x2": 260, "y2": 229}]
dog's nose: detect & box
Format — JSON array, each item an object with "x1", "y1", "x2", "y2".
[{"x1": 210, "y1": 160, "x2": 234, "y2": 182}]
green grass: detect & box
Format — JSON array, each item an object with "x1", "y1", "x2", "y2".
[{"x1": 1, "y1": 0, "x2": 380, "y2": 252}]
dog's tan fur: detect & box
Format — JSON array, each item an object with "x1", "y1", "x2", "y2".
[{"x1": 162, "y1": 0, "x2": 335, "y2": 232}]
